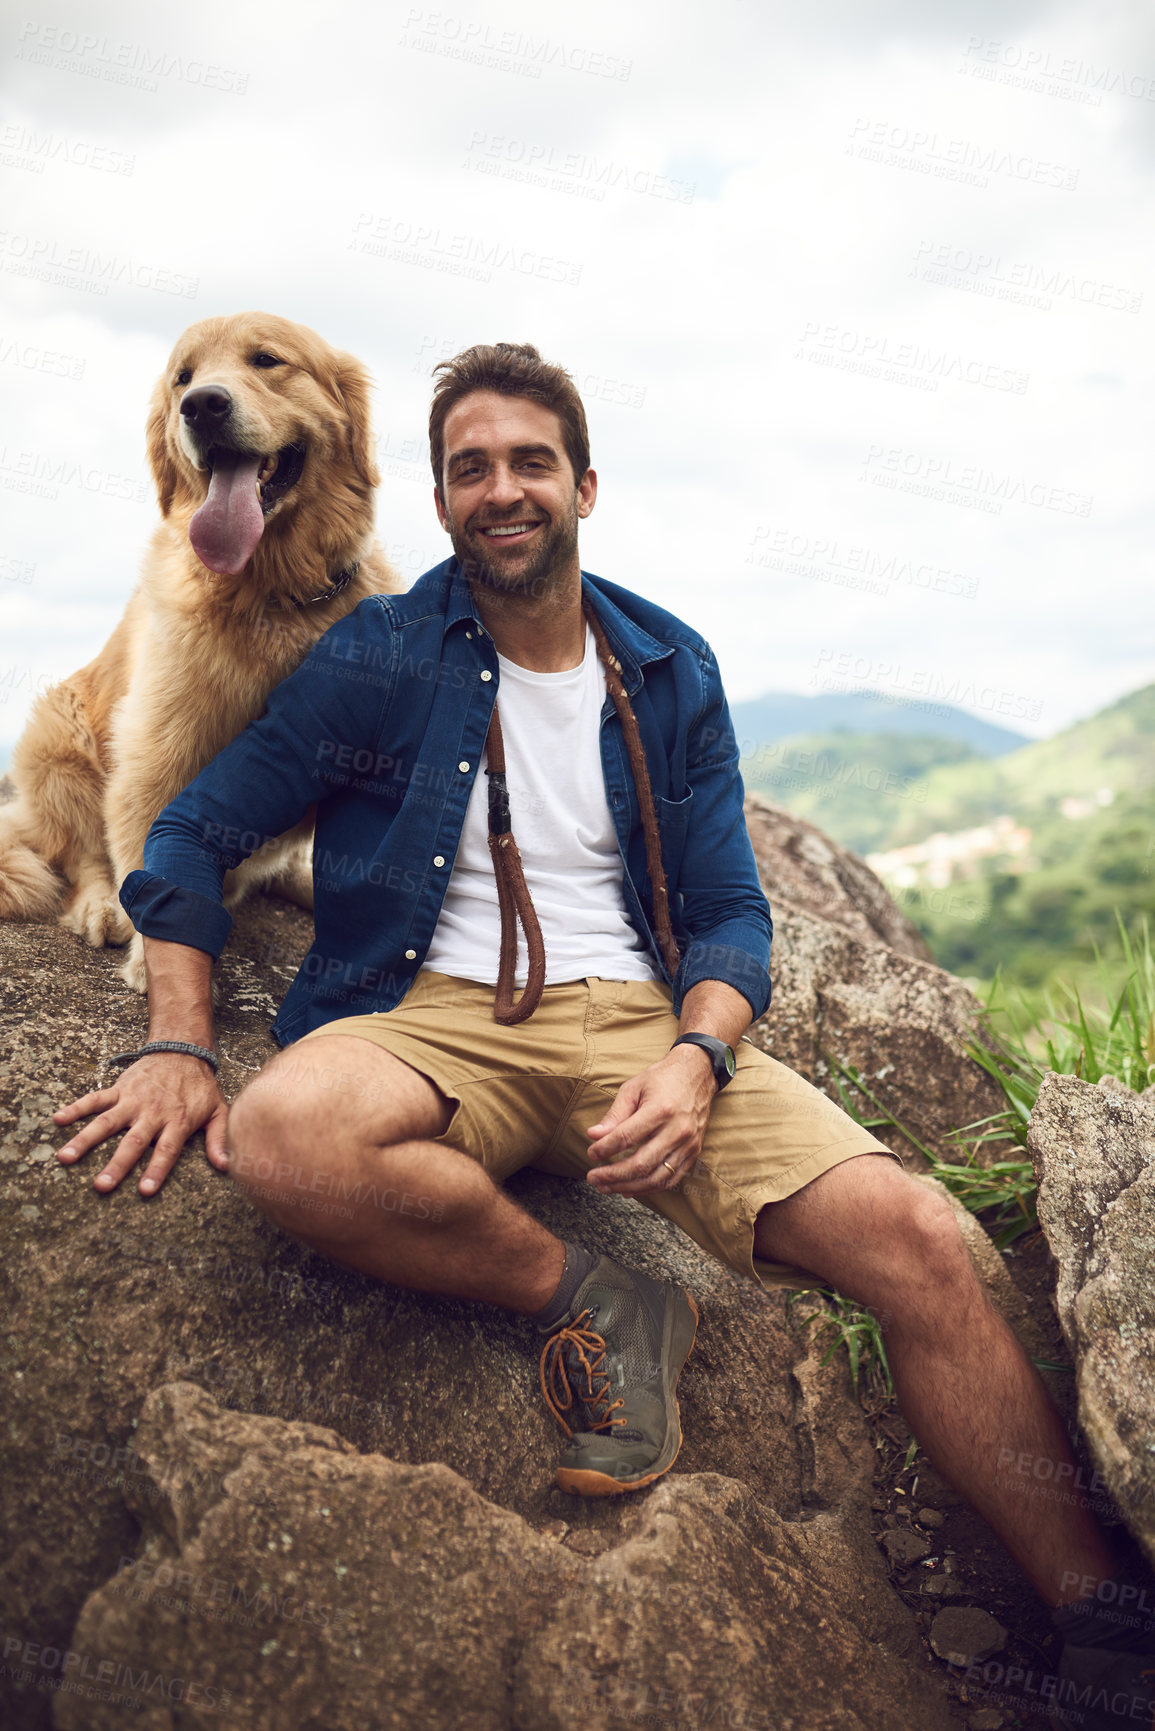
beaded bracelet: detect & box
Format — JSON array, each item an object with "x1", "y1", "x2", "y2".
[{"x1": 109, "y1": 1040, "x2": 219, "y2": 1075}]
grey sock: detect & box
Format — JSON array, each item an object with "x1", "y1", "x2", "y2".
[{"x1": 533, "y1": 1241, "x2": 598, "y2": 1332}]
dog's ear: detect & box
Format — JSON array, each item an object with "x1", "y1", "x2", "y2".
[
  {"x1": 146, "y1": 379, "x2": 180, "y2": 517},
  {"x1": 332, "y1": 352, "x2": 380, "y2": 488}
]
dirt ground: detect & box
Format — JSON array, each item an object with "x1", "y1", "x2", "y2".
[{"x1": 861, "y1": 1224, "x2": 1136, "y2": 1730}]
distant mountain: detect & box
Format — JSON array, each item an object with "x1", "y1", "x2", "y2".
[{"x1": 727, "y1": 691, "x2": 1029, "y2": 758}]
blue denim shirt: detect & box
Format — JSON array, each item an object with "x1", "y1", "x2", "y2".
[{"x1": 120, "y1": 559, "x2": 772, "y2": 1046}]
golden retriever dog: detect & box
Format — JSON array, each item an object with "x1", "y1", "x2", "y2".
[{"x1": 0, "y1": 311, "x2": 404, "y2": 989}]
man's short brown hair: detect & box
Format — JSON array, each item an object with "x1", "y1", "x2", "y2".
[{"x1": 429, "y1": 342, "x2": 591, "y2": 496}]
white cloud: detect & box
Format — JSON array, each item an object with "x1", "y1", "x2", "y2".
[{"x1": 1, "y1": 0, "x2": 1153, "y2": 755}]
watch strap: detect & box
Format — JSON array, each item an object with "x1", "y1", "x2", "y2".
[{"x1": 670, "y1": 1032, "x2": 736, "y2": 1090}]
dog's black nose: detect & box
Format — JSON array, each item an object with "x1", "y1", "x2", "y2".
[{"x1": 180, "y1": 385, "x2": 234, "y2": 426}]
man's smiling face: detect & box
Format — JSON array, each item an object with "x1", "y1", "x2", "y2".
[{"x1": 434, "y1": 390, "x2": 596, "y2": 596}]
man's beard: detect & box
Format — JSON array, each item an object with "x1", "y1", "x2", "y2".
[{"x1": 448, "y1": 495, "x2": 580, "y2": 598}]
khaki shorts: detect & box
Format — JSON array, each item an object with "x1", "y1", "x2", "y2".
[{"x1": 297, "y1": 970, "x2": 900, "y2": 1292}]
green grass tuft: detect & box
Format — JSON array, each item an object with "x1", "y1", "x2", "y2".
[
  {"x1": 786, "y1": 1288, "x2": 895, "y2": 1403},
  {"x1": 799, "y1": 914, "x2": 1155, "y2": 1399}
]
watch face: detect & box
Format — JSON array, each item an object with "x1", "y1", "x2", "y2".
[{"x1": 675, "y1": 1033, "x2": 737, "y2": 1085}]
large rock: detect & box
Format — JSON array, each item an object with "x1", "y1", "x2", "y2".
[
  {"x1": 745, "y1": 795, "x2": 1006, "y2": 1164},
  {"x1": 0, "y1": 900, "x2": 892, "y2": 1730},
  {"x1": 1028, "y1": 1072, "x2": 1155, "y2": 1566},
  {"x1": 0, "y1": 800, "x2": 1028, "y2": 1728},
  {"x1": 51, "y1": 1383, "x2": 954, "y2": 1731},
  {"x1": 743, "y1": 794, "x2": 932, "y2": 962}
]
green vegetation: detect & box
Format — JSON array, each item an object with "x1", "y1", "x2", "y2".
[
  {"x1": 827, "y1": 1057, "x2": 1037, "y2": 1251},
  {"x1": 797, "y1": 915, "x2": 1155, "y2": 1402},
  {"x1": 900, "y1": 792, "x2": 1154, "y2": 988},
  {"x1": 741, "y1": 730, "x2": 982, "y2": 855},
  {"x1": 872, "y1": 687, "x2": 1155, "y2": 990},
  {"x1": 876, "y1": 682, "x2": 1155, "y2": 848},
  {"x1": 743, "y1": 682, "x2": 1155, "y2": 997},
  {"x1": 787, "y1": 1287, "x2": 894, "y2": 1407},
  {"x1": 971, "y1": 916, "x2": 1155, "y2": 1102},
  {"x1": 747, "y1": 685, "x2": 1155, "y2": 1397}
]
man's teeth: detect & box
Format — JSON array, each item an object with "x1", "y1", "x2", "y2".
[{"x1": 483, "y1": 523, "x2": 537, "y2": 536}]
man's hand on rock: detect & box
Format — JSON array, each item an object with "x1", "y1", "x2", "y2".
[{"x1": 53, "y1": 1054, "x2": 228, "y2": 1196}]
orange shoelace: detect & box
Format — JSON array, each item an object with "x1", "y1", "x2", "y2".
[{"x1": 539, "y1": 1309, "x2": 627, "y2": 1439}]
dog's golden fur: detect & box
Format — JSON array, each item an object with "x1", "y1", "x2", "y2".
[{"x1": 0, "y1": 311, "x2": 404, "y2": 987}]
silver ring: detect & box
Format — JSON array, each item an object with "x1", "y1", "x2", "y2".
[{"x1": 661, "y1": 1159, "x2": 676, "y2": 1175}]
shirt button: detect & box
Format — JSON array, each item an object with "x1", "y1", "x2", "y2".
[
  {"x1": 404, "y1": 949, "x2": 417, "y2": 960},
  {"x1": 480, "y1": 669, "x2": 492, "y2": 682},
  {"x1": 465, "y1": 631, "x2": 472, "y2": 640},
  {"x1": 433, "y1": 855, "x2": 445, "y2": 868},
  {"x1": 458, "y1": 761, "x2": 469, "y2": 773}
]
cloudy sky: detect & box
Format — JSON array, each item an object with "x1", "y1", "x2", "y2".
[{"x1": 1, "y1": 0, "x2": 1153, "y2": 758}]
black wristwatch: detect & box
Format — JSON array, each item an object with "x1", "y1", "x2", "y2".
[{"x1": 670, "y1": 1032, "x2": 737, "y2": 1092}]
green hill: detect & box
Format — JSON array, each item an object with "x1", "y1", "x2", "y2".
[
  {"x1": 741, "y1": 731, "x2": 983, "y2": 854},
  {"x1": 878, "y1": 683, "x2": 1155, "y2": 850},
  {"x1": 894, "y1": 792, "x2": 1154, "y2": 986},
  {"x1": 742, "y1": 683, "x2": 1155, "y2": 991}
]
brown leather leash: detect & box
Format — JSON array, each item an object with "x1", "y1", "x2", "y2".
[
  {"x1": 484, "y1": 598, "x2": 680, "y2": 1025},
  {"x1": 485, "y1": 698, "x2": 547, "y2": 1025}
]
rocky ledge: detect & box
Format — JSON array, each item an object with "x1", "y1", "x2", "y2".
[{"x1": 0, "y1": 794, "x2": 1108, "y2": 1729}]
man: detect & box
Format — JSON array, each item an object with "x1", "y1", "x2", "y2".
[{"x1": 55, "y1": 344, "x2": 1151, "y2": 1725}]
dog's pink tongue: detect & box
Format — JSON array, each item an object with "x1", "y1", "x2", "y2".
[{"x1": 189, "y1": 454, "x2": 264, "y2": 575}]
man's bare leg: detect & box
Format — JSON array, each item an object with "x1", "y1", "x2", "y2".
[
  {"x1": 226, "y1": 1034, "x2": 564, "y2": 1312},
  {"x1": 228, "y1": 1031, "x2": 701, "y2": 1499},
  {"x1": 755, "y1": 1154, "x2": 1118, "y2": 1608}
]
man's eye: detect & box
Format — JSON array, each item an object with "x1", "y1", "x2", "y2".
[
  {"x1": 176, "y1": 367, "x2": 192, "y2": 386},
  {"x1": 252, "y1": 353, "x2": 284, "y2": 369}
]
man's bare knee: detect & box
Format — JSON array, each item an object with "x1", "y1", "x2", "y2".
[
  {"x1": 226, "y1": 1086, "x2": 297, "y2": 1186},
  {"x1": 228, "y1": 1038, "x2": 452, "y2": 1164},
  {"x1": 232, "y1": 1123, "x2": 495, "y2": 1260},
  {"x1": 764, "y1": 1159, "x2": 985, "y2": 1323},
  {"x1": 226, "y1": 1046, "x2": 486, "y2": 1250},
  {"x1": 278, "y1": 1036, "x2": 449, "y2": 1132},
  {"x1": 876, "y1": 1182, "x2": 986, "y2": 1325}
]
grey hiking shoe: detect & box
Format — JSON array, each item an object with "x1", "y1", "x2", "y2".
[
  {"x1": 1048, "y1": 1644, "x2": 1155, "y2": 1727},
  {"x1": 538, "y1": 1254, "x2": 698, "y2": 1497},
  {"x1": 1049, "y1": 1588, "x2": 1155, "y2": 1728}
]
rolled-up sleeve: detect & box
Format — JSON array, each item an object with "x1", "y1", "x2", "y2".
[
  {"x1": 119, "y1": 870, "x2": 235, "y2": 958},
  {"x1": 118, "y1": 600, "x2": 395, "y2": 956},
  {"x1": 670, "y1": 651, "x2": 772, "y2": 1021}
]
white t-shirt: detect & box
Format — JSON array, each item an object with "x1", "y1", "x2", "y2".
[{"x1": 422, "y1": 625, "x2": 659, "y2": 986}]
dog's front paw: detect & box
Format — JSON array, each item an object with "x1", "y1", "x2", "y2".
[
  {"x1": 118, "y1": 935, "x2": 148, "y2": 994},
  {"x1": 61, "y1": 884, "x2": 133, "y2": 947},
  {"x1": 105, "y1": 902, "x2": 134, "y2": 944}
]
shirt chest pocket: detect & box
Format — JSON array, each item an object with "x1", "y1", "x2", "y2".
[{"x1": 655, "y1": 788, "x2": 693, "y2": 881}]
